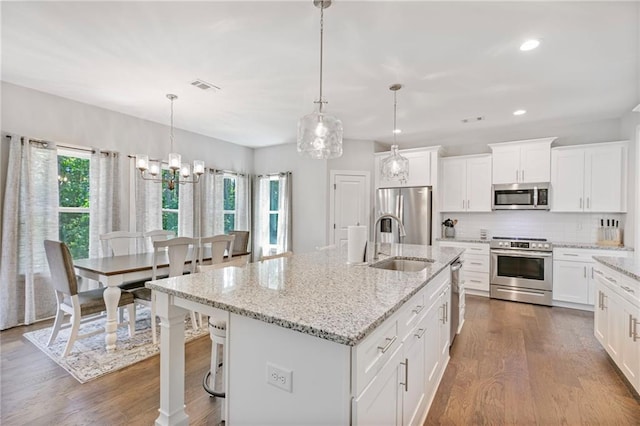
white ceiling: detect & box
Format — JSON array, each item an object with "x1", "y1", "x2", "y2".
[{"x1": 2, "y1": 1, "x2": 639, "y2": 149}]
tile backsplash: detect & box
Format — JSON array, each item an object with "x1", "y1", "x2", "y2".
[{"x1": 439, "y1": 211, "x2": 626, "y2": 244}]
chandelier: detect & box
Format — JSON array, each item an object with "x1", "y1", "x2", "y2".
[
  {"x1": 135, "y1": 94, "x2": 204, "y2": 190},
  {"x1": 380, "y1": 84, "x2": 409, "y2": 182},
  {"x1": 297, "y1": 0, "x2": 343, "y2": 160}
]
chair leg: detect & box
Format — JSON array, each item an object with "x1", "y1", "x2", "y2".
[
  {"x1": 127, "y1": 304, "x2": 135, "y2": 337},
  {"x1": 63, "y1": 306, "x2": 82, "y2": 357},
  {"x1": 47, "y1": 307, "x2": 65, "y2": 346}
]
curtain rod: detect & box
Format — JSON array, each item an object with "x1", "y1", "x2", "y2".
[
  {"x1": 5, "y1": 134, "x2": 106, "y2": 155},
  {"x1": 256, "y1": 171, "x2": 291, "y2": 178}
]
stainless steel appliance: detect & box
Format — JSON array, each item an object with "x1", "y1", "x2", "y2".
[
  {"x1": 450, "y1": 258, "x2": 463, "y2": 346},
  {"x1": 376, "y1": 187, "x2": 432, "y2": 245},
  {"x1": 492, "y1": 183, "x2": 549, "y2": 210},
  {"x1": 490, "y1": 237, "x2": 553, "y2": 306}
]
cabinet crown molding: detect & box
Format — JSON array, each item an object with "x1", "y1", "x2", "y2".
[
  {"x1": 373, "y1": 145, "x2": 442, "y2": 157},
  {"x1": 551, "y1": 140, "x2": 629, "y2": 151},
  {"x1": 488, "y1": 137, "x2": 557, "y2": 149}
]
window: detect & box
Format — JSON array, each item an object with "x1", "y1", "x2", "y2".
[
  {"x1": 223, "y1": 176, "x2": 236, "y2": 234},
  {"x1": 57, "y1": 150, "x2": 90, "y2": 259},
  {"x1": 161, "y1": 169, "x2": 179, "y2": 234},
  {"x1": 269, "y1": 178, "x2": 279, "y2": 245}
]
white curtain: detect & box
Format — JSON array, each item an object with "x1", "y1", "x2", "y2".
[
  {"x1": 277, "y1": 172, "x2": 292, "y2": 252},
  {"x1": 213, "y1": 172, "x2": 225, "y2": 235},
  {"x1": 236, "y1": 173, "x2": 251, "y2": 233},
  {"x1": 0, "y1": 136, "x2": 59, "y2": 329},
  {"x1": 199, "y1": 170, "x2": 215, "y2": 238},
  {"x1": 134, "y1": 159, "x2": 162, "y2": 252},
  {"x1": 253, "y1": 175, "x2": 271, "y2": 260},
  {"x1": 89, "y1": 150, "x2": 120, "y2": 257},
  {"x1": 178, "y1": 167, "x2": 194, "y2": 237}
]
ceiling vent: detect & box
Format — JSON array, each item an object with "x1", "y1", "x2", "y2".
[
  {"x1": 189, "y1": 79, "x2": 220, "y2": 92},
  {"x1": 461, "y1": 116, "x2": 485, "y2": 123}
]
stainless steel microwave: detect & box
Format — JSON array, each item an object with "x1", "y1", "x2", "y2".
[{"x1": 492, "y1": 183, "x2": 550, "y2": 210}]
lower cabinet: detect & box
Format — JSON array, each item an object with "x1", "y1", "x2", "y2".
[
  {"x1": 553, "y1": 247, "x2": 631, "y2": 310},
  {"x1": 593, "y1": 264, "x2": 640, "y2": 393},
  {"x1": 353, "y1": 270, "x2": 452, "y2": 426},
  {"x1": 437, "y1": 240, "x2": 490, "y2": 295}
]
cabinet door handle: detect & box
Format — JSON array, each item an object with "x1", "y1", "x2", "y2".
[
  {"x1": 377, "y1": 336, "x2": 397, "y2": 353},
  {"x1": 591, "y1": 267, "x2": 594, "y2": 279},
  {"x1": 467, "y1": 199, "x2": 470, "y2": 209},
  {"x1": 630, "y1": 314, "x2": 634, "y2": 338},
  {"x1": 400, "y1": 358, "x2": 409, "y2": 392},
  {"x1": 584, "y1": 266, "x2": 587, "y2": 278},
  {"x1": 633, "y1": 317, "x2": 639, "y2": 342},
  {"x1": 462, "y1": 200, "x2": 465, "y2": 209},
  {"x1": 516, "y1": 170, "x2": 519, "y2": 182},
  {"x1": 587, "y1": 197, "x2": 590, "y2": 209},
  {"x1": 412, "y1": 305, "x2": 424, "y2": 315},
  {"x1": 521, "y1": 170, "x2": 524, "y2": 182},
  {"x1": 579, "y1": 198, "x2": 583, "y2": 209},
  {"x1": 598, "y1": 291, "x2": 602, "y2": 309},
  {"x1": 415, "y1": 328, "x2": 426, "y2": 339}
]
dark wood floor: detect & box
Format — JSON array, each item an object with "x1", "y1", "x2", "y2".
[
  {"x1": 426, "y1": 295, "x2": 640, "y2": 425},
  {"x1": 2, "y1": 296, "x2": 639, "y2": 425}
]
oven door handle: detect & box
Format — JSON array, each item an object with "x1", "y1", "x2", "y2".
[{"x1": 490, "y1": 250, "x2": 552, "y2": 258}]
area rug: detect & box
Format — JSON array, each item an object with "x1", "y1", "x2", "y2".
[{"x1": 23, "y1": 308, "x2": 208, "y2": 383}]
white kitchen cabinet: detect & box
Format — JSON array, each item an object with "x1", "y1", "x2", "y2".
[
  {"x1": 440, "y1": 154, "x2": 491, "y2": 212},
  {"x1": 489, "y1": 137, "x2": 556, "y2": 184},
  {"x1": 593, "y1": 263, "x2": 640, "y2": 393},
  {"x1": 354, "y1": 267, "x2": 451, "y2": 426},
  {"x1": 437, "y1": 241, "x2": 490, "y2": 295},
  {"x1": 553, "y1": 247, "x2": 631, "y2": 310},
  {"x1": 551, "y1": 141, "x2": 628, "y2": 213},
  {"x1": 374, "y1": 147, "x2": 441, "y2": 189}
]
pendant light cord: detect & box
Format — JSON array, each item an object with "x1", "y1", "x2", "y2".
[
  {"x1": 169, "y1": 97, "x2": 175, "y2": 152},
  {"x1": 318, "y1": 3, "x2": 325, "y2": 113},
  {"x1": 393, "y1": 90, "x2": 397, "y2": 144}
]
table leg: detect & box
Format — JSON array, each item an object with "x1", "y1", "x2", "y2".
[
  {"x1": 103, "y1": 284, "x2": 122, "y2": 352},
  {"x1": 155, "y1": 291, "x2": 190, "y2": 426}
]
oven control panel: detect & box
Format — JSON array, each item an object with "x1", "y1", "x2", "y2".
[{"x1": 490, "y1": 239, "x2": 552, "y2": 251}]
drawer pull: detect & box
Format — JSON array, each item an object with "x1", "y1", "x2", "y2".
[
  {"x1": 621, "y1": 286, "x2": 635, "y2": 294},
  {"x1": 469, "y1": 279, "x2": 482, "y2": 283},
  {"x1": 606, "y1": 276, "x2": 617, "y2": 284},
  {"x1": 412, "y1": 305, "x2": 424, "y2": 315},
  {"x1": 564, "y1": 253, "x2": 580, "y2": 257},
  {"x1": 377, "y1": 336, "x2": 397, "y2": 353},
  {"x1": 470, "y1": 262, "x2": 483, "y2": 266},
  {"x1": 414, "y1": 328, "x2": 426, "y2": 339},
  {"x1": 593, "y1": 269, "x2": 604, "y2": 276}
]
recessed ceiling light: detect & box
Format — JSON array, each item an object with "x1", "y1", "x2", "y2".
[
  {"x1": 513, "y1": 109, "x2": 527, "y2": 116},
  {"x1": 519, "y1": 39, "x2": 540, "y2": 51},
  {"x1": 393, "y1": 129, "x2": 402, "y2": 134}
]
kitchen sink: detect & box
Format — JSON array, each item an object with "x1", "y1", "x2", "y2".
[{"x1": 370, "y1": 257, "x2": 434, "y2": 272}]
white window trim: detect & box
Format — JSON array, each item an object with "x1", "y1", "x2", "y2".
[
  {"x1": 222, "y1": 174, "x2": 237, "y2": 233},
  {"x1": 268, "y1": 176, "x2": 280, "y2": 252}
]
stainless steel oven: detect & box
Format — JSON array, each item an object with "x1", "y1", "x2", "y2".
[{"x1": 490, "y1": 237, "x2": 553, "y2": 306}]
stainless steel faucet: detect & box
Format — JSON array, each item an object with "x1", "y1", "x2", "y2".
[{"x1": 372, "y1": 213, "x2": 407, "y2": 261}]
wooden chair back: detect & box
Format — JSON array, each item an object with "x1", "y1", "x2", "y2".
[
  {"x1": 152, "y1": 237, "x2": 197, "y2": 279},
  {"x1": 44, "y1": 240, "x2": 78, "y2": 296},
  {"x1": 199, "y1": 234, "x2": 235, "y2": 267},
  {"x1": 228, "y1": 230, "x2": 249, "y2": 254},
  {"x1": 100, "y1": 231, "x2": 143, "y2": 256}
]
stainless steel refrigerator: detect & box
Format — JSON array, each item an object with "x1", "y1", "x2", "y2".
[{"x1": 376, "y1": 187, "x2": 432, "y2": 245}]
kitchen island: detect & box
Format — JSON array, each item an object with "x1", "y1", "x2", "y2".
[{"x1": 147, "y1": 243, "x2": 463, "y2": 425}]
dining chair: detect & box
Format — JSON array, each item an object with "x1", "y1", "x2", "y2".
[
  {"x1": 144, "y1": 229, "x2": 175, "y2": 245},
  {"x1": 44, "y1": 240, "x2": 136, "y2": 357},
  {"x1": 260, "y1": 251, "x2": 293, "y2": 261},
  {"x1": 100, "y1": 231, "x2": 144, "y2": 257},
  {"x1": 197, "y1": 234, "x2": 236, "y2": 271},
  {"x1": 128, "y1": 237, "x2": 199, "y2": 345},
  {"x1": 228, "y1": 230, "x2": 249, "y2": 255}
]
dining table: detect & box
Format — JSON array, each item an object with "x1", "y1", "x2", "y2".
[{"x1": 73, "y1": 250, "x2": 250, "y2": 351}]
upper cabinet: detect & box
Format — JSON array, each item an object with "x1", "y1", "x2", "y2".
[
  {"x1": 440, "y1": 154, "x2": 492, "y2": 212},
  {"x1": 374, "y1": 146, "x2": 441, "y2": 189},
  {"x1": 551, "y1": 141, "x2": 628, "y2": 213},
  {"x1": 489, "y1": 137, "x2": 556, "y2": 184}
]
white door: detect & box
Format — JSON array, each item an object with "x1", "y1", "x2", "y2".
[
  {"x1": 331, "y1": 172, "x2": 370, "y2": 246},
  {"x1": 440, "y1": 158, "x2": 467, "y2": 212},
  {"x1": 551, "y1": 149, "x2": 585, "y2": 212},
  {"x1": 466, "y1": 156, "x2": 492, "y2": 212}
]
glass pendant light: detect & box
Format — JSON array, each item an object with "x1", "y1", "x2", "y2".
[
  {"x1": 297, "y1": 0, "x2": 343, "y2": 160},
  {"x1": 380, "y1": 84, "x2": 409, "y2": 182}
]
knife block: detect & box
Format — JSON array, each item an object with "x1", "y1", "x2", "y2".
[{"x1": 597, "y1": 227, "x2": 623, "y2": 247}]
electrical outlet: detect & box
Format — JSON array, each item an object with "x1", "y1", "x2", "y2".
[{"x1": 266, "y1": 362, "x2": 293, "y2": 393}]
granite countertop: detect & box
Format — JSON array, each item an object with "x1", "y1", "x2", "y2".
[
  {"x1": 593, "y1": 256, "x2": 640, "y2": 281},
  {"x1": 435, "y1": 237, "x2": 490, "y2": 244},
  {"x1": 553, "y1": 242, "x2": 634, "y2": 251},
  {"x1": 147, "y1": 243, "x2": 463, "y2": 346}
]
